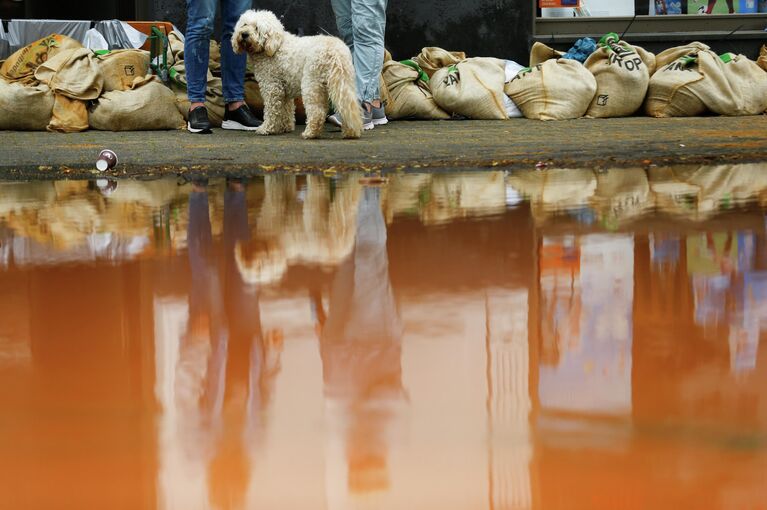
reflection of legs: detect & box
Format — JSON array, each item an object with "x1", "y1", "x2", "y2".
[{"x1": 725, "y1": 0, "x2": 734, "y2": 12}]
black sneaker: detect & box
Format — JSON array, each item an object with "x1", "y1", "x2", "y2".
[
  {"x1": 222, "y1": 104, "x2": 263, "y2": 131},
  {"x1": 188, "y1": 106, "x2": 212, "y2": 134}
]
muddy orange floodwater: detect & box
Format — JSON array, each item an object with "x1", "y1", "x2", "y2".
[{"x1": 1, "y1": 166, "x2": 766, "y2": 510}]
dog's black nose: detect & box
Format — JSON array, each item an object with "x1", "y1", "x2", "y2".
[{"x1": 241, "y1": 32, "x2": 249, "y2": 40}]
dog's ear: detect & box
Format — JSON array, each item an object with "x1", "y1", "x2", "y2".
[{"x1": 264, "y1": 28, "x2": 284, "y2": 57}]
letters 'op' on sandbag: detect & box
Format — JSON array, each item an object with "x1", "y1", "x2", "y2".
[{"x1": 584, "y1": 33, "x2": 656, "y2": 118}]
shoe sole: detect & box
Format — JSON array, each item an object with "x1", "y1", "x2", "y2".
[
  {"x1": 363, "y1": 122, "x2": 375, "y2": 131},
  {"x1": 327, "y1": 116, "x2": 343, "y2": 128},
  {"x1": 372, "y1": 117, "x2": 388, "y2": 126},
  {"x1": 221, "y1": 120, "x2": 261, "y2": 131},
  {"x1": 187, "y1": 122, "x2": 212, "y2": 134}
]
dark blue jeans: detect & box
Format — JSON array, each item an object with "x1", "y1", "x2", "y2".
[{"x1": 184, "y1": 0, "x2": 253, "y2": 104}]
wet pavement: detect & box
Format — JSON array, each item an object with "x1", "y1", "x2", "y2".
[
  {"x1": 2, "y1": 116, "x2": 767, "y2": 178},
  {"x1": 1, "y1": 165, "x2": 767, "y2": 509}
]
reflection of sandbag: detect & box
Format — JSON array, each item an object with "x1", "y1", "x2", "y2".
[
  {"x1": 674, "y1": 164, "x2": 767, "y2": 212},
  {"x1": 507, "y1": 168, "x2": 597, "y2": 209},
  {"x1": 48, "y1": 94, "x2": 89, "y2": 133},
  {"x1": 95, "y1": 49, "x2": 150, "y2": 91},
  {"x1": 382, "y1": 60, "x2": 450, "y2": 120},
  {"x1": 423, "y1": 171, "x2": 506, "y2": 224},
  {"x1": 89, "y1": 78, "x2": 186, "y2": 131},
  {"x1": 0, "y1": 81, "x2": 54, "y2": 130},
  {"x1": 530, "y1": 42, "x2": 564, "y2": 66},
  {"x1": 34, "y1": 48, "x2": 103, "y2": 100},
  {"x1": 412, "y1": 47, "x2": 466, "y2": 78},
  {"x1": 505, "y1": 59, "x2": 597, "y2": 120},
  {"x1": 383, "y1": 173, "x2": 433, "y2": 221},
  {"x1": 431, "y1": 57, "x2": 508, "y2": 120},
  {"x1": 0, "y1": 34, "x2": 83, "y2": 84},
  {"x1": 584, "y1": 34, "x2": 655, "y2": 118},
  {"x1": 647, "y1": 50, "x2": 767, "y2": 117},
  {"x1": 592, "y1": 168, "x2": 652, "y2": 221}
]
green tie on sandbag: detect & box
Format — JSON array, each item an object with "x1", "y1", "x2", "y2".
[
  {"x1": 412, "y1": 47, "x2": 466, "y2": 79},
  {"x1": 583, "y1": 33, "x2": 656, "y2": 118}
]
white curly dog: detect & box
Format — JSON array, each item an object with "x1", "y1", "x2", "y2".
[{"x1": 232, "y1": 10, "x2": 362, "y2": 139}]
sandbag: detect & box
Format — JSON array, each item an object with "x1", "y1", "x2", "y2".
[
  {"x1": 381, "y1": 60, "x2": 450, "y2": 120},
  {"x1": 412, "y1": 47, "x2": 466, "y2": 78},
  {"x1": 584, "y1": 34, "x2": 656, "y2": 118},
  {"x1": 95, "y1": 49, "x2": 150, "y2": 91},
  {"x1": 0, "y1": 34, "x2": 83, "y2": 84},
  {"x1": 505, "y1": 58, "x2": 597, "y2": 120},
  {"x1": 48, "y1": 94, "x2": 89, "y2": 133},
  {"x1": 431, "y1": 57, "x2": 508, "y2": 120},
  {"x1": 89, "y1": 78, "x2": 186, "y2": 131},
  {"x1": 34, "y1": 48, "x2": 103, "y2": 100},
  {"x1": 530, "y1": 42, "x2": 564, "y2": 66},
  {"x1": 647, "y1": 49, "x2": 767, "y2": 117},
  {"x1": 0, "y1": 81, "x2": 54, "y2": 130},
  {"x1": 758, "y1": 45, "x2": 767, "y2": 72},
  {"x1": 645, "y1": 53, "x2": 708, "y2": 117}
]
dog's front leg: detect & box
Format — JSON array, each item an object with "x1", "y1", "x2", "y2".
[{"x1": 256, "y1": 82, "x2": 288, "y2": 136}]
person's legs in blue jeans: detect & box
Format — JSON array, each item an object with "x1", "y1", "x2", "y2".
[
  {"x1": 185, "y1": 0, "x2": 216, "y2": 105},
  {"x1": 330, "y1": 0, "x2": 354, "y2": 51},
  {"x1": 350, "y1": 0, "x2": 387, "y2": 107},
  {"x1": 220, "y1": 0, "x2": 253, "y2": 105}
]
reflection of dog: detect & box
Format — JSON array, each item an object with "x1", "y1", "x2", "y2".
[
  {"x1": 232, "y1": 10, "x2": 362, "y2": 139},
  {"x1": 235, "y1": 237, "x2": 288, "y2": 286}
]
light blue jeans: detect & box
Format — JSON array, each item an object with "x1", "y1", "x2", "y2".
[
  {"x1": 330, "y1": 0, "x2": 387, "y2": 103},
  {"x1": 185, "y1": 0, "x2": 252, "y2": 104}
]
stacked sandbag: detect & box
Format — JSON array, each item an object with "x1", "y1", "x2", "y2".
[
  {"x1": 94, "y1": 49, "x2": 150, "y2": 91},
  {"x1": 34, "y1": 47, "x2": 104, "y2": 132},
  {"x1": 431, "y1": 57, "x2": 509, "y2": 120},
  {"x1": 0, "y1": 34, "x2": 83, "y2": 84},
  {"x1": 505, "y1": 58, "x2": 597, "y2": 120},
  {"x1": 759, "y1": 45, "x2": 767, "y2": 72},
  {"x1": 381, "y1": 60, "x2": 450, "y2": 120},
  {"x1": 89, "y1": 76, "x2": 185, "y2": 131},
  {"x1": 0, "y1": 81, "x2": 55, "y2": 130},
  {"x1": 412, "y1": 47, "x2": 466, "y2": 78},
  {"x1": 646, "y1": 46, "x2": 767, "y2": 117},
  {"x1": 584, "y1": 33, "x2": 656, "y2": 118},
  {"x1": 654, "y1": 41, "x2": 710, "y2": 71}
]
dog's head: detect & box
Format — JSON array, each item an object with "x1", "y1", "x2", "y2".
[{"x1": 232, "y1": 10, "x2": 285, "y2": 57}]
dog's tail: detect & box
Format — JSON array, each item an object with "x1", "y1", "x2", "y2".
[{"x1": 327, "y1": 49, "x2": 362, "y2": 139}]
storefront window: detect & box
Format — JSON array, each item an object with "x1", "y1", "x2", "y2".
[{"x1": 537, "y1": 0, "x2": 767, "y2": 17}]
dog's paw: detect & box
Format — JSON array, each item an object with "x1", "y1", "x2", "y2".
[
  {"x1": 301, "y1": 129, "x2": 320, "y2": 140},
  {"x1": 254, "y1": 126, "x2": 269, "y2": 136}
]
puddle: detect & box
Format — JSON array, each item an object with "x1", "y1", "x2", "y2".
[{"x1": 1, "y1": 165, "x2": 767, "y2": 509}]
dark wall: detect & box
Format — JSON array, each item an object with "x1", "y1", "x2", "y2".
[{"x1": 155, "y1": 0, "x2": 534, "y2": 64}]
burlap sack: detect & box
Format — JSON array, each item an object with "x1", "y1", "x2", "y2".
[
  {"x1": 34, "y1": 48, "x2": 103, "y2": 100},
  {"x1": 431, "y1": 57, "x2": 508, "y2": 120},
  {"x1": 48, "y1": 94, "x2": 89, "y2": 133},
  {"x1": 647, "y1": 50, "x2": 767, "y2": 117},
  {"x1": 584, "y1": 34, "x2": 656, "y2": 118},
  {"x1": 592, "y1": 168, "x2": 652, "y2": 221},
  {"x1": 530, "y1": 42, "x2": 564, "y2": 66},
  {"x1": 645, "y1": 53, "x2": 707, "y2": 117},
  {"x1": 412, "y1": 47, "x2": 466, "y2": 78},
  {"x1": 382, "y1": 60, "x2": 450, "y2": 120},
  {"x1": 0, "y1": 34, "x2": 83, "y2": 84},
  {"x1": 0, "y1": 81, "x2": 54, "y2": 130},
  {"x1": 694, "y1": 52, "x2": 767, "y2": 116},
  {"x1": 95, "y1": 49, "x2": 150, "y2": 91},
  {"x1": 654, "y1": 42, "x2": 710, "y2": 71},
  {"x1": 758, "y1": 45, "x2": 767, "y2": 72},
  {"x1": 89, "y1": 78, "x2": 186, "y2": 131},
  {"x1": 505, "y1": 59, "x2": 597, "y2": 120}
]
